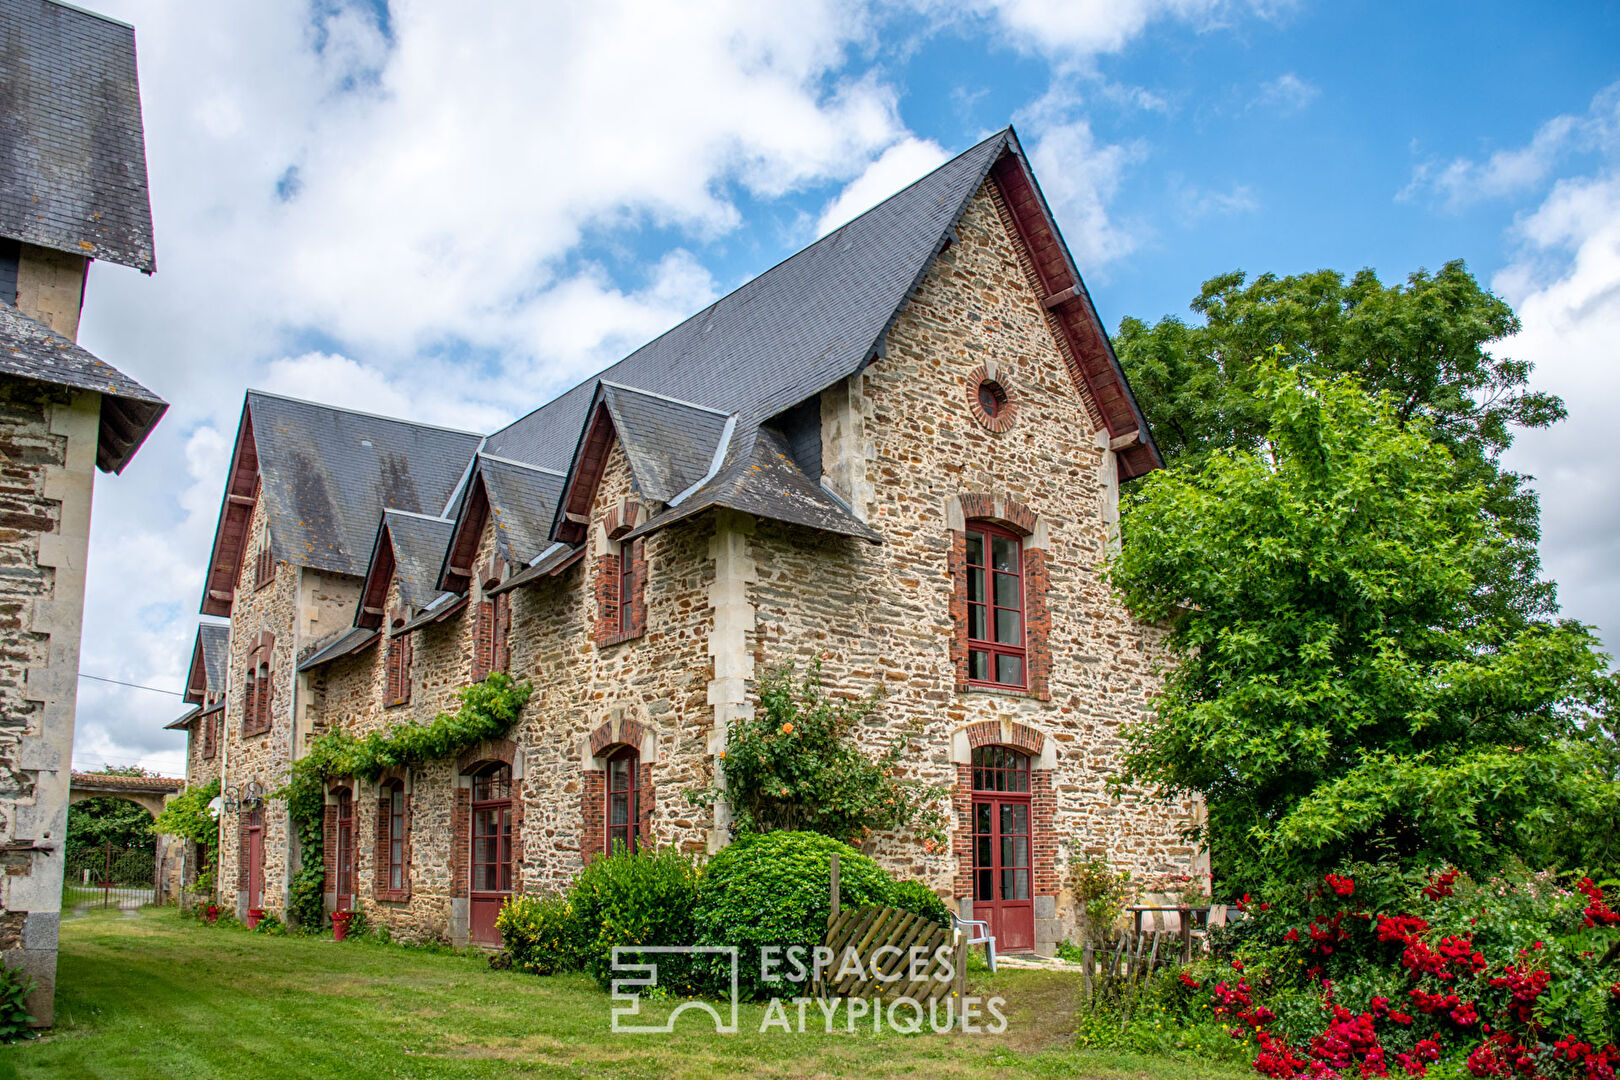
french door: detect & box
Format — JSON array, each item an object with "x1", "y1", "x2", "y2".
[
  {"x1": 334, "y1": 790, "x2": 354, "y2": 912},
  {"x1": 469, "y1": 764, "x2": 513, "y2": 946},
  {"x1": 245, "y1": 808, "x2": 264, "y2": 909},
  {"x1": 970, "y1": 747, "x2": 1034, "y2": 952}
]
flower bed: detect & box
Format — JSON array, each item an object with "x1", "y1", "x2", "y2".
[{"x1": 1166, "y1": 864, "x2": 1620, "y2": 1078}]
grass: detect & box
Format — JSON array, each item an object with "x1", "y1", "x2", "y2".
[{"x1": 2, "y1": 909, "x2": 1254, "y2": 1080}]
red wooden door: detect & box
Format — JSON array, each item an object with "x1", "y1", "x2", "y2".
[
  {"x1": 246, "y1": 809, "x2": 265, "y2": 909},
  {"x1": 469, "y1": 765, "x2": 512, "y2": 946},
  {"x1": 334, "y1": 791, "x2": 354, "y2": 912},
  {"x1": 970, "y1": 747, "x2": 1034, "y2": 952}
]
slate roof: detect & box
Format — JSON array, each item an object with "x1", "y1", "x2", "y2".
[
  {"x1": 0, "y1": 301, "x2": 164, "y2": 472},
  {"x1": 597, "y1": 383, "x2": 731, "y2": 505},
  {"x1": 297, "y1": 627, "x2": 378, "y2": 672},
  {"x1": 0, "y1": 0, "x2": 156, "y2": 272},
  {"x1": 485, "y1": 130, "x2": 1011, "y2": 476},
  {"x1": 380, "y1": 510, "x2": 455, "y2": 612},
  {"x1": 625, "y1": 427, "x2": 879, "y2": 544},
  {"x1": 477, "y1": 455, "x2": 565, "y2": 565},
  {"x1": 164, "y1": 704, "x2": 200, "y2": 731},
  {"x1": 246, "y1": 392, "x2": 482, "y2": 578},
  {"x1": 198, "y1": 622, "x2": 228, "y2": 689}
]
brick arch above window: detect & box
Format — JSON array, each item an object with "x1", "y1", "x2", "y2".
[
  {"x1": 456, "y1": 737, "x2": 518, "y2": 776},
  {"x1": 946, "y1": 496, "x2": 1052, "y2": 700},
  {"x1": 586, "y1": 715, "x2": 656, "y2": 762}
]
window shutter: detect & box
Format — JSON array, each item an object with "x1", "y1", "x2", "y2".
[
  {"x1": 628, "y1": 541, "x2": 646, "y2": 637},
  {"x1": 374, "y1": 794, "x2": 390, "y2": 900},
  {"x1": 257, "y1": 661, "x2": 272, "y2": 732},
  {"x1": 243, "y1": 668, "x2": 257, "y2": 736},
  {"x1": 384, "y1": 638, "x2": 398, "y2": 704},
  {"x1": 492, "y1": 594, "x2": 510, "y2": 674},
  {"x1": 472, "y1": 600, "x2": 494, "y2": 682},
  {"x1": 401, "y1": 634, "x2": 412, "y2": 704}
]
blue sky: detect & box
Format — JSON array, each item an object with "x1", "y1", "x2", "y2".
[{"x1": 66, "y1": 0, "x2": 1620, "y2": 773}]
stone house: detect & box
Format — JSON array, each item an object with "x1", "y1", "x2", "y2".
[
  {"x1": 0, "y1": 0, "x2": 165, "y2": 1023},
  {"x1": 186, "y1": 128, "x2": 1202, "y2": 958}
]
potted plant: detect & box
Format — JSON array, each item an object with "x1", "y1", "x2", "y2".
[
  {"x1": 205, "y1": 904, "x2": 220, "y2": 925},
  {"x1": 331, "y1": 909, "x2": 353, "y2": 942},
  {"x1": 245, "y1": 907, "x2": 265, "y2": 930}
]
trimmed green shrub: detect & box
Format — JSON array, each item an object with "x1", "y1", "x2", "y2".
[
  {"x1": 693, "y1": 830, "x2": 893, "y2": 999},
  {"x1": 887, "y1": 878, "x2": 950, "y2": 927},
  {"x1": 497, "y1": 893, "x2": 592, "y2": 976},
  {"x1": 569, "y1": 847, "x2": 702, "y2": 986}
]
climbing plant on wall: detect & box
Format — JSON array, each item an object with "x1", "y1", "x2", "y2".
[{"x1": 278, "y1": 673, "x2": 533, "y2": 929}]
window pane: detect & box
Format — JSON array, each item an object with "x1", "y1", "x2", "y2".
[
  {"x1": 994, "y1": 571, "x2": 1020, "y2": 608},
  {"x1": 966, "y1": 566, "x2": 984, "y2": 603},
  {"x1": 995, "y1": 608, "x2": 1021, "y2": 645},
  {"x1": 965, "y1": 532, "x2": 984, "y2": 567},
  {"x1": 390, "y1": 865, "x2": 402, "y2": 891},
  {"x1": 609, "y1": 757, "x2": 628, "y2": 790},
  {"x1": 610, "y1": 793, "x2": 629, "y2": 826},
  {"x1": 969, "y1": 650, "x2": 989, "y2": 681},
  {"x1": 991, "y1": 535, "x2": 1019, "y2": 573},
  {"x1": 976, "y1": 868, "x2": 993, "y2": 902},
  {"x1": 974, "y1": 803, "x2": 991, "y2": 833},
  {"x1": 995, "y1": 653, "x2": 1024, "y2": 686},
  {"x1": 968, "y1": 604, "x2": 986, "y2": 640},
  {"x1": 975, "y1": 835, "x2": 991, "y2": 868}
]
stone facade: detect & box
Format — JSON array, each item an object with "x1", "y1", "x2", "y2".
[{"x1": 188, "y1": 178, "x2": 1200, "y2": 959}]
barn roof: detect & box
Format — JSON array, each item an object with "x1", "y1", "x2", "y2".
[{"x1": 0, "y1": 0, "x2": 156, "y2": 271}]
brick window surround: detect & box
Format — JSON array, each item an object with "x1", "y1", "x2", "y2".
[
  {"x1": 967, "y1": 363, "x2": 1019, "y2": 433},
  {"x1": 242, "y1": 630, "x2": 275, "y2": 737},
  {"x1": 471, "y1": 590, "x2": 510, "y2": 682},
  {"x1": 581, "y1": 717, "x2": 655, "y2": 863},
  {"x1": 947, "y1": 495, "x2": 1050, "y2": 700},
  {"x1": 952, "y1": 722, "x2": 1056, "y2": 905},
  {"x1": 452, "y1": 740, "x2": 521, "y2": 901},
  {"x1": 375, "y1": 774, "x2": 411, "y2": 903},
  {"x1": 593, "y1": 540, "x2": 646, "y2": 648}
]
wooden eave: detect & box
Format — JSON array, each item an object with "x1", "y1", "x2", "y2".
[
  {"x1": 549, "y1": 397, "x2": 616, "y2": 547},
  {"x1": 199, "y1": 403, "x2": 261, "y2": 616},
  {"x1": 437, "y1": 472, "x2": 489, "y2": 594},
  {"x1": 987, "y1": 150, "x2": 1162, "y2": 481},
  {"x1": 183, "y1": 633, "x2": 208, "y2": 705},
  {"x1": 355, "y1": 525, "x2": 396, "y2": 630}
]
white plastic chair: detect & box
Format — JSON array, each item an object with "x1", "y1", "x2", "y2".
[{"x1": 953, "y1": 914, "x2": 997, "y2": 972}]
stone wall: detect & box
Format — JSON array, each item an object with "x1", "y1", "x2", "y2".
[
  {"x1": 744, "y1": 180, "x2": 1197, "y2": 955},
  {"x1": 14, "y1": 245, "x2": 85, "y2": 341},
  {"x1": 0, "y1": 379, "x2": 101, "y2": 1024}
]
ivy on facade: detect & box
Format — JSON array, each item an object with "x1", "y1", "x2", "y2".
[{"x1": 278, "y1": 673, "x2": 533, "y2": 928}]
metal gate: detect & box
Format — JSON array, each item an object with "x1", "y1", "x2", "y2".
[{"x1": 63, "y1": 842, "x2": 157, "y2": 910}]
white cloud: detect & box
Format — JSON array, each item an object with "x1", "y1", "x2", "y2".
[
  {"x1": 1498, "y1": 169, "x2": 1620, "y2": 655},
  {"x1": 1027, "y1": 118, "x2": 1146, "y2": 267},
  {"x1": 816, "y1": 137, "x2": 950, "y2": 235},
  {"x1": 1404, "y1": 82, "x2": 1620, "y2": 209},
  {"x1": 1254, "y1": 73, "x2": 1318, "y2": 114},
  {"x1": 941, "y1": 0, "x2": 1229, "y2": 60},
  {"x1": 1171, "y1": 178, "x2": 1259, "y2": 223}
]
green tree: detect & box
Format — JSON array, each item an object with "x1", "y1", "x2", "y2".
[
  {"x1": 1116, "y1": 261, "x2": 1566, "y2": 623},
  {"x1": 65, "y1": 767, "x2": 155, "y2": 855},
  {"x1": 1109, "y1": 364, "x2": 1616, "y2": 890}
]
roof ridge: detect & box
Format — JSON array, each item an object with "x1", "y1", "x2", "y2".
[
  {"x1": 246, "y1": 388, "x2": 484, "y2": 438},
  {"x1": 476, "y1": 452, "x2": 567, "y2": 476},
  {"x1": 487, "y1": 128, "x2": 1012, "y2": 448},
  {"x1": 600, "y1": 380, "x2": 731, "y2": 417},
  {"x1": 382, "y1": 508, "x2": 454, "y2": 523},
  {"x1": 41, "y1": 0, "x2": 134, "y2": 29}
]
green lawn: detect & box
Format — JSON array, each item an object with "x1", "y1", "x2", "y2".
[{"x1": 3, "y1": 910, "x2": 1252, "y2": 1079}]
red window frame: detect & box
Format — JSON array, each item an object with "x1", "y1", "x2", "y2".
[
  {"x1": 385, "y1": 782, "x2": 406, "y2": 892},
  {"x1": 201, "y1": 711, "x2": 216, "y2": 760},
  {"x1": 606, "y1": 746, "x2": 639, "y2": 854},
  {"x1": 964, "y1": 521, "x2": 1027, "y2": 689},
  {"x1": 969, "y1": 746, "x2": 1034, "y2": 950},
  {"x1": 385, "y1": 630, "x2": 412, "y2": 707},
  {"x1": 471, "y1": 763, "x2": 513, "y2": 894},
  {"x1": 334, "y1": 788, "x2": 355, "y2": 909}
]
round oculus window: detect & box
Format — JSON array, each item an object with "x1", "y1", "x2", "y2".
[
  {"x1": 977, "y1": 380, "x2": 1008, "y2": 417},
  {"x1": 969, "y1": 372, "x2": 1017, "y2": 431}
]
